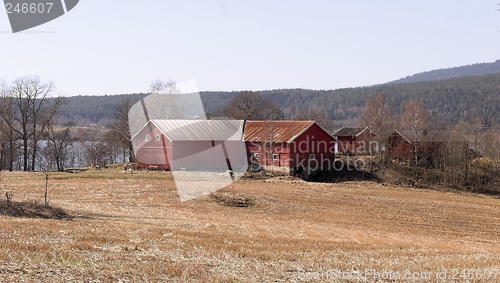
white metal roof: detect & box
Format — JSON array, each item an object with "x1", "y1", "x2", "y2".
[{"x1": 151, "y1": 119, "x2": 245, "y2": 141}]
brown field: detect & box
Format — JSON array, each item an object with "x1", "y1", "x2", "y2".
[{"x1": 0, "y1": 168, "x2": 500, "y2": 282}]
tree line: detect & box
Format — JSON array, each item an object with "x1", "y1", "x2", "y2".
[
  {"x1": 0, "y1": 77, "x2": 65, "y2": 171},
  {"x1": 358, "y1": 93, "x2": 500, "y2": 193},
  {"x1": 0, "y1": 77, "x2": 135, "y2": 172},
  {"x1": 2, "y1": 74, "x2": 500, "y2": 195},
  {"x1": 388, "y1": 59, "x2": 500, "y2": 84},
  {"x1": 51, "y1": 72, "x2": 500, "y2": 129}
]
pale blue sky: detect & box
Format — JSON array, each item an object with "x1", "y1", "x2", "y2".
[{"x1": 1, "y1": 0, "x2": 499, "y2": 96}]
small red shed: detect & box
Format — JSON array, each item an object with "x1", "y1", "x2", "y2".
[
  {"x1": 385, "y1": 129, "x2": 445, "y2": 160},
  {"x1": 244, "y1": 120, "x2": 336, "y2": 178},
  {"x1": 332, "y1": 127, "x2": 371, "y2": 154}
]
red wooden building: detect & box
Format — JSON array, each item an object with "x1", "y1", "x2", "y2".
[
  {"x1": 131, "y1": 119, "x2": 247, "y2": 171},
  {"x1": 244, "y1": 121, "x2": 336, "y2": 178},
  {"x1": 332, "y1": 127, "x2": 371, "y2": 154},
  {"x1": 385, "y1": 129, "x2": 445, "y2": 160}
]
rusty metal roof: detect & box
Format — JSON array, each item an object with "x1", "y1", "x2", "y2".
[
  {"x1": 243, "y1": 120, "x2": 315, "y2": 143},
  {"x1": 151, "y1": 119, "x2": 244, "y2": 141}
]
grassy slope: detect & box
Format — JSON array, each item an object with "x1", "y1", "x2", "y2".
[{"x1": 0, "y1": 169, "x2": 499, "y2": 282}]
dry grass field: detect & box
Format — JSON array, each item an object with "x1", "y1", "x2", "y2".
[{"x1": 0, "y1": 168, "x2": 500, "y2": 282}]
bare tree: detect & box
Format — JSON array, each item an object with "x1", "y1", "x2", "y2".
[
  {"x1": 0, "y1": 81, "x2": 10, "y2": 170},
  {"x1": 0, "y1": 83, "x2": 18, "y2": 171},
  {"x1": 32, "y1": 91, "x2": 65, "y2": 171},
  {"x1": 357, "y1": 94, "x2": 397, "y2": 171},
  {"x1": 469, "y1": 112, "x2": 482, "y2": 154},
  {"x1": 5, "y1": 77, "x2": 64, "y2": 171},
  {"x1": 400, "y1": 99, "x2": 429, "y2": 181},
  {"x1": 150, "y1": 79, "x2": 177, "y2": 94},
  {"x1": 441, "y1": 122, "x2": 474, "y2": 186},
  {"x1": 359, "y1": 93, "x2": 394, "y2": 142},
  {"x1": 145, "y1": 79, "x2": 186, "y2": 120},
  {"x1": 220, "y1": 91, "x2": 283, "y2": 120},
  {"x1": 0, "y1": 116, "x2": 5, "y2": 170},
  {"x1": 285, "y1": 104, "x2": 298, "y2": 120},
  {"x1": 481, "y1": 126, "x2": 500, "y2": 186},
  {"x1": 46, "y1": 125, "x2": 74, "y2": 171},
  {"x1": 84, "y1": 133, "x2": 109, "y2": 168},
  {"x1": 295, "y1": 107, "x2": 333, "y2": 130},
  {"x1": 106, "y1": 98, "x2": 134, "y2": 162}
]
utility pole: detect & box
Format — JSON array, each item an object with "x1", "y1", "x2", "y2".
[
  {"x1": 269, "y1": 119, "x2": 274, "y2": 174},
  {"x1": 414, "y1": 115, "x2": 419, "y2": 183},
  {"x1": 369, "y1": 128, "x2": 373, "y2": 175}
]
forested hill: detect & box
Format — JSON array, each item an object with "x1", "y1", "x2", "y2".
[
  {"x1": 203, "y1": 72, "x2": 500, "y2": 126},
  {"x1": 55, "y1": 93, "x2": 148, "y2": 126},
  {"x1": 388, "y1": 59, "x2": 500, "y2": 84},
  {"x1": 56, "y1": 72, "x2": 500, "y2": 128}
]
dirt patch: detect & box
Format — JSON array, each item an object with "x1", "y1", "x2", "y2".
[
  {"x1": 241, "y1": 171, "x2": 270, "y2": 180},
  {"x1": 210, "y1": 191, "x2": 255, "y2": 207},
  {"x1": 263, "y1": 175, "x2": 305, "y2": 184},
  {"x1": 0, "y1": 200, "x2": 72, "y2": 220}
]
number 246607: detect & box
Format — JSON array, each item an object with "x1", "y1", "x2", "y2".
[{"x1": 5, "y1": 3, "x2": 54, "y2": 14}]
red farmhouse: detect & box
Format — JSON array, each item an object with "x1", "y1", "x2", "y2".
[{"x1": 244, "y1": 121, "x2": 336, "y2": 178}]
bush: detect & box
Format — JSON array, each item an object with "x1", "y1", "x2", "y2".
[{"x1": 0, "y1": 195, "x2": 72, "y2": 220}]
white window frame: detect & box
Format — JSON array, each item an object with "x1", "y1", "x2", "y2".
[
  {"x1": 273, "y1": 154, "x2": 278, "y2": 160},
  {"x1": 145, "y1": 134, "x2": 150, "y2": 142},
  {"x1": 253, "y1": 153, "x2": 259, "y2": 159},
  {"x1": 156, "y1": 134, "x2": 161, "y2": 142}
]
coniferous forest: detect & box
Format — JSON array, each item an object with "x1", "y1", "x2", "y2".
[{"x1": 56, "y1": 71, "x2": 500, "y2": 128}]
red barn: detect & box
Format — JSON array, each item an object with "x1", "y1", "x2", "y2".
[
  {"x1": 244, "y1": 120, "x2": 336, "y2": 178},
  {"x1": 131, "y1": 119, "x2": 247, "y2": 171},
  {"x1": 332, "y1": 127, "x2": 371, "y2": 154}
]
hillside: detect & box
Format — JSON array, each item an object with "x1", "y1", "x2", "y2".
[
  {"x1": 388, "y1": 59, "x2": 500, "y2": 84},
  {"x1": 56, "y1": 72, "x2": 500, "y2": 128},
  {"x1": 203, "y1": 73, "x2": 500, "y2": 126},
  {"x1": 55, "y1": 93, "x2": 148, "y2": 126}
]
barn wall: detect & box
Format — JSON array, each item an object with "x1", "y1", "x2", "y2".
[
  {"x1": 386, "y1": 134, "x2": 410, "y2": 160},
  {"x1": 246, "y1": 124, "x2": 335, "y2": 177},
  {"x1": 336, "y1": 130, "x2": 372, "y2": 154},
  {"x1": 386, "y1": 140, "x2": 445, "y2": 161},
  {"x1": 336, "y1": 136, "x2": 357, "y2": 154},
  {"x1": 132, "y1": 124, "x2": 172, "y2": 169},
  {"x1": 246, "y1": 142, "x2": 291, "y2": 169},
  {"x1": 357, "y1": 130, "x2": 373, "y2": 153},
  {"x1": 171, "y1": 140, "x2": 247, "y2": 171},
  {"x1": 290, "y1": 124, "x2": 335, "y2": 176}
]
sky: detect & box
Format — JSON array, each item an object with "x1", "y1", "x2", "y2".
[{"x1": 1, "y1": 0, "x2": 499, "y2": 97}]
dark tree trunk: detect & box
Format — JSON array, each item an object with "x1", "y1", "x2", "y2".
[
  {"x1": 31, "y1": 140, "x2": 37, "y2": 171},
  {"x1": 129, "y1": 144, "x2": 134, "y2": 163},
  {"x1": 23, "y1": 139, "x2": 28, "y2": 171},
  {"x1": 8, "y1": 139, "x2": 13, "y2": 172}
]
